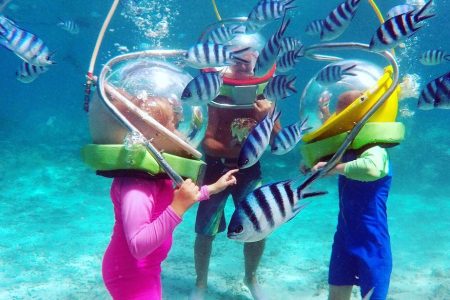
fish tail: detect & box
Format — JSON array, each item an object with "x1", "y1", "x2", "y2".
[
  {"x1": 301, "y1": 191, "x2": 328, "y2": 199},
  {"x1": 287, "y1": 76, "x2": 297, "y2": 94},
  {"x1": 343, "y1": 64, "x2": 357, "y2": 76},
  {"x1": 414, "y1": 0, "x2": 435, "y2": 23},
  {"x1": 277, "y1": 16, "x2": 291, "y2": 39},
  {"x1": 294, "y1": 46, "x2": 305, "y2": 60},
  {"x1": 230, "y1": 46, "x2": 251, "y2": 64},
  {"x1": 284, "y1": 0, "x2": 297, "y2": 10},
  {"x1": 444, "y1": 54, "x2": 450, "y2": 62}
]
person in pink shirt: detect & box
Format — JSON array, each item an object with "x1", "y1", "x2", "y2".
[{"x1": 87, "y1": 65, "x2": 238, "y2": 300}]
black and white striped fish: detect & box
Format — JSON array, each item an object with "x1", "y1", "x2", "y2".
[
  {"x1": 263, "y1": 74, "x2": 297, "y2": 101},
  {"x1": 305, "y1": 19, "x2": 324, "y2": 36},
  {"x1": 279, "y1": 37, "x2": 302, "y2": 54},
  {"x1": 420, "y1": 50, "x2": 450, "y2": 66},
  {"x1": 184, "y1": 42, "x2": 250, "y2": 68},
  {"x1": 276, "y1": 47, "x2": 304, "y2": 72},
  {"x1": 16, "y1": 61, "x2": 48, "y2": 83},
  {"x1": 386, "y1": 4, "x2": 415, "y2": 19},
  {"x1": 227, "y1": 177, "x2": 327, "y2": 242},
  {"x1": 246, "y1": 0, "x2": 296, "y2": 33},
  {"x1": 320, "y1": 0, "x2": 361, "y2": 41},
  {"x1": 254, "y1": 17, "x2": 290, "y2": 77},
  {"x1": 57, "y1": 20, "x2": 80, "y2": 35},
  {"x1": 271, "y1": 117, "x2": 310, "y2": 155},
  {"x1": 417, "y1": 71, "x2": 450, "y2": 110},
  {"x1": 181, "y1": 71, "x2": 223, "y2": 104},
  {"x1": 369, "y1": 0, "x2": 434, "y2": 52},
  {"x1": 0, "y1": 15, "x2": 54, "y2": 66},
  {"x1": 205, "y1": 24, "x2": 245, "y2": 44},
  {"x1": 316, "y1": 64, "x2": 357, "y2": 85},
  {"x1": 238, "y1": 106, "x2": 280, "y2": 169}
]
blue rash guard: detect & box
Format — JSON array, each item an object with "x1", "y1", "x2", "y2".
[{"x1": 328, "y1": 146, "x2": 392, "y2": 300}]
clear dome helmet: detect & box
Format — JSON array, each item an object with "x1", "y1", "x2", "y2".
[
  {"x1": 299, "y1": 59, "x2": 385, "y2": 137},
  {"x1": 198, "y1": 18, "x2": 275, "y2": 108},
  {"x1": 93, "y1": 52, "x2": 207, "y2": 160}
]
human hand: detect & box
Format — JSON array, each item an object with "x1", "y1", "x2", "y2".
[
  {"x1": 208, "y1": 169, "x2": 238, "y2": 195},
  {"x1": 171, "y1": 179, "x2": 200, "y2": 217},
  {"x1": 254, "y1": 99, "x2": 273, "y2": 120},
  {"x1": 311, "y1": 162, "x2": 345, "y2": 176}
]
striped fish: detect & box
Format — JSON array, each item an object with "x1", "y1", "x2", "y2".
[
  {"x1": 320, "y1": 0, "x2": 361, "y2": 41},
  {"x1": 16, "y1": 61, "x2": 48, "y2": 83},
  {"x1": 420, "y1": 50, "x2": 450, "y2": 66},
  {"x1": 263, "y1": 74, "x2": 297, "y2": 101},
  {"x1": 0, "y1": 15, "x2": 54, "y2": 66},
  {"x1": 417, "y1": 71, "x2": 450, "y2": 110},
  {"x1": 227, "y1": 177, "x2": 327, "y2": 242},
  {"x1": 246, "y1": 0, "x2": 296, "y2": 33},
  {"x1": 184, "y1": 42, "x2": 250, "y2": 68},
  {"x1": 305, "y1": 19, "x2": 324, "y2": 36},
  {"x1": 276, "y1": 47, "x2": 304, "y2": 72},
  {"x1": 205, "y1": 24, "x2": 245, "y2": 44},
  {"x1": 181, "y1": 71, "x2": 223, "y2": 104},
  {"x1": 316, "y1": 64, "x2": 357, "y2": 85},
  {"x1": 238, "y1": 106, "x2": 281, "y2": 169},
  {"x1": 386, "y1": 4, "x2": 415, "y2": 19},
  {"x1": 254, "y1": 17, "x2": 290, "y2": 77},
  {"x1": 271, "y1": 117, "x2": 310, "y2": 155},
  {"x1": 279, "y1": 37, "x2": 302, "y2": 54},
  {"x1": 57, "y1": 20, "x2": 80, "y2": 35},
  {"x1": 369, "y1": 0, "x2": 434, "y2": 52}
]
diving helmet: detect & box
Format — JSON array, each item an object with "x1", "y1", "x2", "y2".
[{"x1": 299, "y1": 59, "x2": 405, "y2": 167}]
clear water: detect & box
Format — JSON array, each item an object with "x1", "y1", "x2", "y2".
[{"x1": 1, "y1": 0, "x2": 449, "y2": 299}]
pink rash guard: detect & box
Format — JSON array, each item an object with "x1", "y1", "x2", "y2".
[{"x1": 102, "y1": 177, "x2": 209, "y2": 300}]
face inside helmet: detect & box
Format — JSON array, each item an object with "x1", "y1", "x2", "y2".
[
  {"x1": 299, "y1": 59, "x2": 384, "y2": 135},
  {"x1": 90, "y1": 58, "x2": 207, "y2": 158}
]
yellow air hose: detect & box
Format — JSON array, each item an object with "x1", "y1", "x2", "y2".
[
  {"x1": 211, "y1": 0, "x2": 222, "y2": 21},
  {"x1": 84, "y1": 0, "x2": 120, "y2": 111}
]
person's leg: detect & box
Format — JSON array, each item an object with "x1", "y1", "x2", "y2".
[
  {"x1": 328, "y1": 285, "x2": 353, "y2": 300},
  {"x1": 243, "y1": 239, "x2": 266, "y2": 300},
  {"x1": 194, "y1": 234, "x2": 215, "y2": 289}
]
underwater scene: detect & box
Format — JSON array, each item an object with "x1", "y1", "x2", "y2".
[{"x1": 1, "y1": 0, "x2": 449, "y2": 299}]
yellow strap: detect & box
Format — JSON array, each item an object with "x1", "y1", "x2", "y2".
[
  {"x1": 211, "y1": 0, "x2": 222, "y2": 21},
  {"x1": 367, "y1": 0, "x2": 396, "y2": 56}
]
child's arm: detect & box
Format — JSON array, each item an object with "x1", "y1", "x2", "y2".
[
  {"x1": 198, "y1": 169, "x2": 239, "y2": 201},
  {"x1": 311, "y1": 146, "x2": 389, "y2": 182}
]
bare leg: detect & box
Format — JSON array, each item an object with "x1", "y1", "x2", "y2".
[
  {"x1": 329, "y1": 285, "x2": 353, "y2": 300},
  {"x1": 190, "y1": 234, "x2": 215, "y2": 300},
  {"x1": 243, "y1": 239, "x2": 266, "y2": 300}
]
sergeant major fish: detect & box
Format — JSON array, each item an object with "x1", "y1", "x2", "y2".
[
  {"x1": 184, "y1": 42, "x2": 250, "y2": 68},
  {"x1": 16, "y1": 61, "x2": 48, "y2": 83},
  {"x1": 420, "y1": 49, "x2": 450, "y2": 66},
  {"x1": 254, "y1": 17, "x2": 290, "y2": 77},
  {"x1": 227, "y1": 177, "x2": 327, "y2": 242},
  {"x1": 0, "y1": 15, "x2": 55, "y2": 66},
  {"x1": 246, "y1": 0, "x2": 296, "y2": 33},
  {"x1": 205, "y1": 24, "x2": 245, "y2": 44},
  {"x1": 57, "y1": 19, "x2": 80, "y2": 35},
  {"x1": 369, "y1": 0, "x2": 434, "y2": 52},
  {"x1": 263, "y1": 74, "x2": 297, "y2": 101},
  {"x1": 276, "y1": 47, "x2": 304, "y2": 73},
  {"x1": 316, "y1": 64, "x2": 357, "y2": 86},
  {"x1": 271, "y1": 117, "x2": 310, "y2": 155},
  {"x1": 181, "y1": 71, "x2": 223, "y2": 104},
  {"x1": 320, "y1": 0, "x2": 362, "y2": 41},
  {"x1": 305, "y1": 19, "x2": 324, "y2": 36},
  {"x1": 417, "y1": 71, "x2": 450, "y2": 110},
  {"x1": 279, "y1": 37, "x2": 302, "y2": 54},
  {"x1": 238, "y1": 106, "x2": 281, "y2": 169}
]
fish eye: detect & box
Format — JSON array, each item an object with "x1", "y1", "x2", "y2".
[
  {"x1": 182, "y1": 90, "x2": 191, "y2": 98},
  {"x1": 234, "y1": 225, "x2": 243, "y2": 234}
]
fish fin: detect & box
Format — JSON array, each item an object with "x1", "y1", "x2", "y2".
[
  {"x1": 230, "y1": 46, "x2": 251, "y2": 64},
  {"x1": 277, "y1": 16, "x2": 291, "y2": 39},
  {"x1": 230, "y1": 24, "x2": 246, "y2": 35},
  {"x1": 284, "y1": 0, "x2": 297, "y2": 10},
  {"x1": 287, "y1": 76, "x2": 297, "y2": 94},
  {"x1": 285, "y1": 201, "x2": 310, "y2": 222},
  {"x1": 301, "y1": 191, "x2": 328, "y2": 199},
  {"x1": 362, "y1": 288, "x2": 375, "y2": 300},
  {"x1": 294, "y1": 46, "x2": 305, "y2": 60},
  {"x1": 342, "y1": 64, "x2": 357, "y2": 75},
  {"x1": 414, "y1": 0, "x2": 435, "y2": 23}
]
